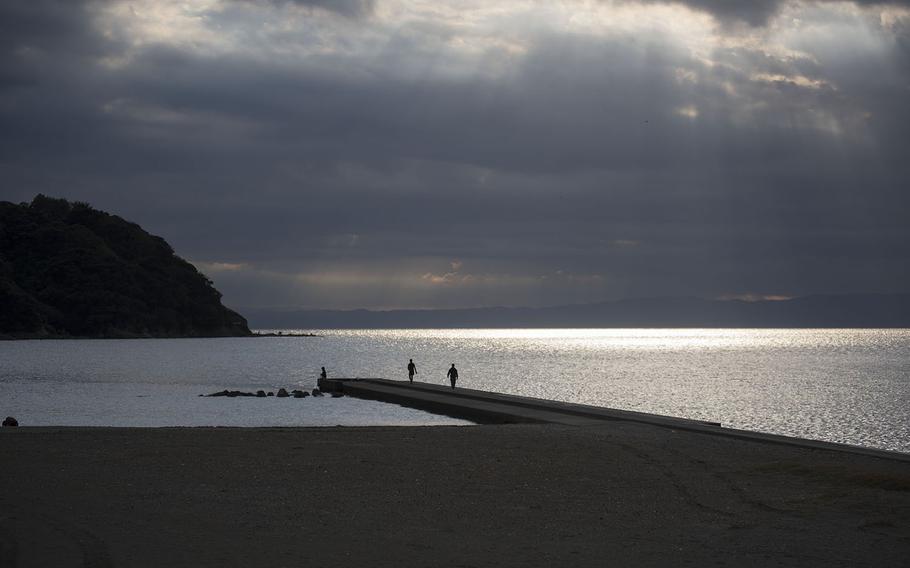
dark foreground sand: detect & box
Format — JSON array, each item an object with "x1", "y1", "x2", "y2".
[{"x1": 2, "y1": 423, "x2": 909, "y2": 567}]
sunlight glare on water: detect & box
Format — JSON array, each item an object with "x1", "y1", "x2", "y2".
[
  {"x1": 1, "y1": 329, "x2": 908, "y2": 452},
  {"x1": 303, "y1": 328, "x2": 910, "y2": 452}
]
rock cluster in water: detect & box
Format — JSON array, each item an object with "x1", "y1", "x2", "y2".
[{"x1": 203, "y1": 389, "x2": 338, "y2": 398}]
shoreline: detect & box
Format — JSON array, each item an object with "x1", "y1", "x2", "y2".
[
  {"x1": 0, "y1": 333, "x2": 319, "y2": 340},
  {"x1": 3, "y1": 423, "x2": 909, "y2": 566}
]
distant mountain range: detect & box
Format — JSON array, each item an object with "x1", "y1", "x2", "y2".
[
  {"x1": 243, "y1": 294, "x2": 910, "y2": 329},
  {"x1": 4, "y1": 196, "x2": 906, "y2": 337},
  {"x1": 0, "y1": 196, "x2": 250, "y2": 339}
]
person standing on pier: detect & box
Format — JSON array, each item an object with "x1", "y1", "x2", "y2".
[
  {"x1": 407, "y1": 359, "x2": 417, "y2": 383},
  {"x1": 447, "y1": 364, "x2": 458, "y2": 389},
  {"x1": 320, "y1": 367, "x2": 327, "y2": 381}
]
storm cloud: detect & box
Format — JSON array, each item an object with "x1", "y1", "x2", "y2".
[
  {"x1": 666, "y1": 0, "x2": 910, "y2": 25},
  {"x1": 1, "y1": 0, "x2": 908, "y2": 309}
]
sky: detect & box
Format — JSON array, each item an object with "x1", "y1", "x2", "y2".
[{"x1": 1, "y1": 0, "x2": 908, "y2": 310}]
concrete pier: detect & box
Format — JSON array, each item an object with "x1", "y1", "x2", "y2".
[
  {"x1": 319, "y1": 377, "x2": 719, "y2": 427},
  {"x1": 319, "y1": 377, "x2": 910, "y2": 462}
]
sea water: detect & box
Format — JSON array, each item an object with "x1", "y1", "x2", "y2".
[{"x1": 1, "y1": 329, "x2": 908, "y2": 452}]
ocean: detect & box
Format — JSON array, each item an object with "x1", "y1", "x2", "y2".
[{"x1": 1, "y1": 329, "x2": 908, "y2": 452}]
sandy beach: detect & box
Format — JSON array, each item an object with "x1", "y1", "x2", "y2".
[{"x1": 2, "y1": 423, "x2": 909, "y2": 567}]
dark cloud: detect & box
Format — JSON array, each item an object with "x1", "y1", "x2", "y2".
[
  {"x1": 665, "y1": 0, "x2": 910, "y2": 25},
  {"x1": 665, "y1": 0, "x2": 784, "y2": 26},
  {"x1": 1, "y1": 0, "x2": 908, "y2": 309}
]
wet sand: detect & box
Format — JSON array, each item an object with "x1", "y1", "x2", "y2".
[{"x1": 1, "y1": 423, "x2": 909, "y2": 567}]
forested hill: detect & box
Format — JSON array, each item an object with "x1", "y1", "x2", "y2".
[{"x1": 0, "y1": 196, "x2": 251, "y2": 339}]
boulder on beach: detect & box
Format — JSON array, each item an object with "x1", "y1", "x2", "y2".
[
  {"x1": 293, "y1": 391, "x2": 309, "y2": 398},
  {"x1": 267, "y1": 392, "x2": 275, "y2": 397},
  {"x1": 3, "y1": 416, "x2": 18, "y2": 427},
  {"x1": 277, "y1": 388, "x2": 289, "y2": 398},
  {"x1": 330, "y1": 392, "x2": 344, "y2": 398},
  {"x1": 311, "y1": 388, "x2": 324, "y2": 397},
  {"x1": 256, "y1": 390, "x2": 266, "y2": 397}
]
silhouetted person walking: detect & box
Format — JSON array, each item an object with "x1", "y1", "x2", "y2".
[
  {"x1": 320, "y1": 367, "x2": 327, "y2": 381},
  {"x1": 447, "y1": 364, "x2": 458, "y2": 389},
  {"x1": 407, "y1": 359, "x2": 417, "y2": 383}
]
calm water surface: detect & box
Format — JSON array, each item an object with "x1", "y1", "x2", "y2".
[{"x1": 1, "y1": 329, "x2": 908, "y2": 452}]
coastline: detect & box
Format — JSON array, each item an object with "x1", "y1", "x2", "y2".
[
  {"x1": 2, "y1": 423, "x2": 908, "y2": 567},
  {"x1": 0, "y1": 332, "x2": 318, "y2": 340}
]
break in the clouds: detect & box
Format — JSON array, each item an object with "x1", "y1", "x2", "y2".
[{"x1": 1, "y1": 0, "x2": 908, "y2": 310}]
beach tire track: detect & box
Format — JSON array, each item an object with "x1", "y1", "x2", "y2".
[
  {"x1": 607, "y1": 437, "x2": 737, "y2": 519},
  {"x1": 603, "y1": 438, "x2": 861, "y2": 567},
  {"x1": 654, "y1": 445, "x2": 801, "y2": 516}
]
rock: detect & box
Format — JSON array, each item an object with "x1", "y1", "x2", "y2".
[
  {"x1": 277, "y1": 388, "x2": 289, "y2": 398},
  {"x1": 267, "y1": 392, "x2": 275, "y2": 397},
  {"x1": 205, "y1": 390, "x2": 257, "y2": 397},
  {"x1": 2, "y1": 416, "x2": 18, "y2": 427},
  {"x1": 293, "y1": 391, "x2": 309, "y2": 398},
  {"x1": 311, "y1": 388, "x2": 324, "y2": 397},
  {"x1": 330, "y1": 392, "x2": 344, "y2": 398},
  {"x1": 256, "y1": 390, "x2": 266, "y2": 397}
]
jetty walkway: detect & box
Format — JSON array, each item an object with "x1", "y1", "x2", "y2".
[
  {"x1": 319, "y1": 377, "x2": 910, "y2": 462},
  {"x1": 319, "y1": 377, "x2": 718, "y2": 427}
]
